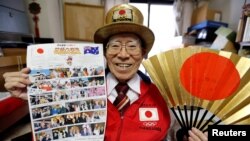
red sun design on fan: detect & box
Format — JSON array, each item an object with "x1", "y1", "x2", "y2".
[
  {"x1": 145, "y1": 110, "x2": 152, "y2": 118},
  {"x1": 180, "y1": 52, "x2": 240, "y2": 100},
  {"x1": 37, "y1": 48, "x2": 44, "y2": 54},
  {"x1": 119, "y1": 9, "x2": 126, "y2": 15}
]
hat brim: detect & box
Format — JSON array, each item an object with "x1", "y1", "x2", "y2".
[{"x1": 94, "y1": 23, "x2": 154, "y2": 55}]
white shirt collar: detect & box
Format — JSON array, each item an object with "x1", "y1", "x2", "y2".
[
  {"x1": 106, "y1": 72, "x2": 141, "y2": 103},
  {"x1": 107, "y1": 73, "x2": 141, "y2": 93}
]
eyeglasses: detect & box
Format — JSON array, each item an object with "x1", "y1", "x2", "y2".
[{"x1": 106, "y1": 41, "x2": 141, "y2": 56}]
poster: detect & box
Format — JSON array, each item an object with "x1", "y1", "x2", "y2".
[{"x1": 26, "y1": 43, "x2": 106, "y2": 141}]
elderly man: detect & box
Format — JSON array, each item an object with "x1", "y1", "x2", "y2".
[{"x1": 3, "y1": 4, "x2": 207, "y2": 141}]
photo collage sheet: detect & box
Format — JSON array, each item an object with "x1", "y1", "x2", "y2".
[{"x1": 26, "y1": 43, "x2": 107, "y2": 141}]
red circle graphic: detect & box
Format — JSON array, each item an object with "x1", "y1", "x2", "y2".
[
  {"x1": 180, "y1": 52, "x2": 240, "y2": 100},
  {"x1": 145, "y1": 110, "x2": 152, "y2": 118},
  {"x1": 37, "y1": 48, "x2": 44, "y2": 54}
]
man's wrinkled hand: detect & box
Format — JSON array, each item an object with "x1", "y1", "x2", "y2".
[{"x1": 3, "y1": 68, "x2": 31, "y2": 100}]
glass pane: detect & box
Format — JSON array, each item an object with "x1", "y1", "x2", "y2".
[
  {"x1": 129, "y1": 3, "x2": 179, "y2": 73},
  {"x1": 148, "y1": 4, "x2": 176, "y2": 57},
  {"x1": 130, "y1": 3, "x2": 149, "y2": 73},
  {"x1": 130, "y1": 3, "x2": 148, "y2": 26}
]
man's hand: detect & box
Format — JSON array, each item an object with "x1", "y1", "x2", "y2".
[
  {"x1": 3, "y1": 68, "x2": 31, "y2": 100},
  {"x1": 188, "y1": 127, "x2": 208, "y2": 141}
]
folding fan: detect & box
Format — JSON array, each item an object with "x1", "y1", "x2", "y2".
[{"x1": 142, "y1": 46, "x2": 250, "y2": 132}]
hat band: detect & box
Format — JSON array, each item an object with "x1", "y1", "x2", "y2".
[{"x1": 113, "y1": 17, "x2": 132, "y2": 22}]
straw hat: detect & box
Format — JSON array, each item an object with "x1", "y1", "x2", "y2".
[{"x1": 94, "y1": 4, "x2": 155, "y2": 55}]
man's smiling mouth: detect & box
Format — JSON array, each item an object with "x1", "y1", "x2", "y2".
[{"x1": 116, "y1": 63, "x2": 132, "y2": 68}]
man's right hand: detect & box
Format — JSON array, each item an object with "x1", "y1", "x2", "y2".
[{"x1": 3, "y1": 68, "x2": 31, "y2": 100}]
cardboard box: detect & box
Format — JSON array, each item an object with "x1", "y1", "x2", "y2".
[
  {"x1": 210, "y1": 35, "x2": 237, "y2": 53},
  {"x1": 191, "y1": 3, "x2": 222, "y2": 26},
  {"x1": 215, "y1": 26, "x2": 236, "y2": 42}
]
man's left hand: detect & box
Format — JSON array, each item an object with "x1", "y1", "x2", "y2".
[{"x1": 188, "y1": 127, "x2": 208, "y2": 141}]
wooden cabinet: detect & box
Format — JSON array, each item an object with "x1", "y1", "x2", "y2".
[
  {"x1": 0, "y1": 47, "x2": 27, "y2": 91},
  {"x1": 64, "y1": 3, "x2": 104, "y2": 42},
  {"x1": 0, "y1": 47, "x2": 29, "y2": 134}
]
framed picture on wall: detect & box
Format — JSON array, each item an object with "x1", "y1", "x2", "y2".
[{"x1": 64, "y1": 3, "x2": 104, "y2": 42}]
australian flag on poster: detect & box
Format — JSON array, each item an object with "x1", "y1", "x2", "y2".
[{"x1": 84, "y1": 46, "x2": 99, "y2": 55}]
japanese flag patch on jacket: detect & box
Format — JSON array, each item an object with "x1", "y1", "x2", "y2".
[{"x1": 139, "y1": 108, "x2": 159, "y2": 121}]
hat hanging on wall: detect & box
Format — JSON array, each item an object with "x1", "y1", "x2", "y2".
[{"x1": 142, "y1": 46, "x2": 250, "y2": 132}]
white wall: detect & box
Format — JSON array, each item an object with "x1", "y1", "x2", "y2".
[{"x1": 209, "y1": 0, "x2": 245, "y2": 31}]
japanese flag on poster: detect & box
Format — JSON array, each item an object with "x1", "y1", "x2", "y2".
[
  {"x1": 26, "y1": 43, "x2": 107, "y2": 141},
  {"x1": 139, "y1": 108, "x2": 159, "y2": 121}
]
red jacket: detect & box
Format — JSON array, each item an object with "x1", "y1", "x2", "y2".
[{"x1": 105, "y1": 75, "x2": 171, "y2": 141}]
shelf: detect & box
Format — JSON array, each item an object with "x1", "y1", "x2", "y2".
[
  {"x1": 239, "y1": 42, "x2": 250, "y2": 46},
  {"x1": 0, "y1": 55, "x2": 26, "y2": 68},
  {"x1": 238, "y1": 42, "x2": 250, "y2": 58}
]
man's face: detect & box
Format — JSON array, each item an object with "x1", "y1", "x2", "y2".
[{"x1": 105, "y1": 33, "x2": 145, "y2": 82}]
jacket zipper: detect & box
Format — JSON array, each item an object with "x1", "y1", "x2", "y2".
[
  {"x1": 115, "y1": 97, "x2": 142, "y2": 141},
  {"x1": 116, "y1": 114, "x2": 124, "y2": 141}
]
